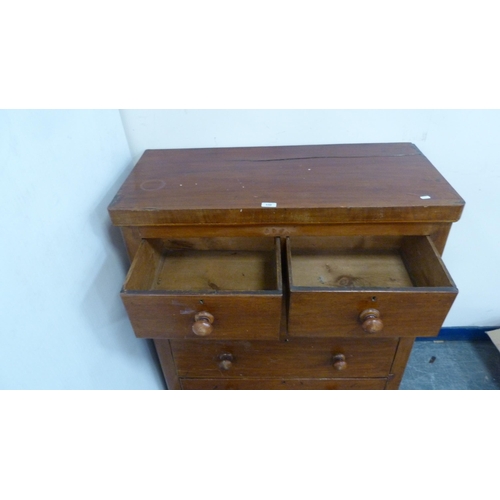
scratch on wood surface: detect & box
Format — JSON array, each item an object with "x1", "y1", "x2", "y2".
[{"x1": 231, "y1": 154, "x2": 415, "y2": 162}]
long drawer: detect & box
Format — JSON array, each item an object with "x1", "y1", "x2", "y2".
[
  {"x1": 180, "y1": 379, "x2": 388, "y2": 390},
  {"x1": 169, "y1": 338, "x2": 399, "y2": 379}
]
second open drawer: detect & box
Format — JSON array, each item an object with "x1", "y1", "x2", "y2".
[{"x1": 286, "y1": 235, "x2": 458, "y2": 338}]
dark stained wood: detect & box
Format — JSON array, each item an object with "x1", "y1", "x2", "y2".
[
  {"x1": 122, "y1": 293, "x2": 283, "y2": 340},
  {"x1": 429, "y1": 224, "x2": 452, "y2": 255},
  {"x1": 287, "y1": 236, "x2": 457, "y2": 338},
  {"x1": 359, "y1": 309, "x2": 384, "y2": 334},
  {"x1": 192, "y1": 311, "x2": 214, "y2": 337},
  {"x1": 170, "y1": 338, "x2": 398, "y2": 379},
  {"x1": 108, "y1": 144, "x2": 464, "y2": 226},
  {"x1": 385, "y1": 337, "x2": 415, "y2": 389},
  {"x1": 180, "y1": 378, "x2": 387, "y2": 390},
  {"x1": 137, "y1": 222, "x2": 447, "y2": 239},
  {"x1": 288, "y1": 289, "x2": 456, "y2": 338},
  {"x1": 154, "y1": 340, "x2": 181, "y2": 390},
  {"x1": 109, "y1": 143, "x2": 464, "y2": 390},
  {"x1": 332, "y1": 353, "x2": 348, "y2": 370},
  {"x1": 121, "y1": 237, "x2": 283, "y2": 340}
]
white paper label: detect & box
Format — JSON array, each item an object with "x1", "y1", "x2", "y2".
[{"x1": 261, "y1": 202, "x2": 277, "y2": 208}]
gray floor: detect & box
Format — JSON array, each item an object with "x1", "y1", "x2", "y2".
[{"x1": 400, "y1": 340, "x2": 500, "y2": 390}]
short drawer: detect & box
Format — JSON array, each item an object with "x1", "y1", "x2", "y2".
[
  {"x1": 170, "y1": 338, "x2": 398, "y2": 379},
  {"x1": 287, "y1": 235, "x2": 458, "y2": 338},
  {"x1": 180, "y1": 378, "x2": 387, "y2": 390},
  {"x1": 121, "y1": 238, "x2": 282, "y2": 340}
]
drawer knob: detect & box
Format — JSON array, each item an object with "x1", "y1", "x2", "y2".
[
  {"x1": 218, "y1": 353, "x2": 234, "y2": 370},
  {"x1": 332, "y1": 354, "x2": 347, "y2": 370},
  {"x1": 359, "y1": 308, "x2": 384, "y2": 333},
  {"x1": 192, "y1": 311, "x2": 215, "y2": 336}
]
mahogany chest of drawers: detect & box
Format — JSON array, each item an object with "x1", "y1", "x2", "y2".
[{"x1": 108, "y1": 143, "x2": 464, "y2": 389}]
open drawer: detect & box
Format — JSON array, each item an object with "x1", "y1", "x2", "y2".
[
  {"x1": 121, "y1": 238, "x2": 283, "y2": 340},
  {"x1": 286, "y1": 235, "x2": 458, "y2": 338}
]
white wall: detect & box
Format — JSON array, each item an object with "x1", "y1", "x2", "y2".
[
  {"x1": 120, "y1": 109, "x2": 500, "y2": 328},
  {"x1": 0, "y1": 110, "x2": 164, "y2": 389}
]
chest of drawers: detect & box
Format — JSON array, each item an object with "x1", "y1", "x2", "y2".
[{"x1": 108, "y1": 143, "x2": 464, "y2": 389}]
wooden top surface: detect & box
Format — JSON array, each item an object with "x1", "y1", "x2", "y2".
[{"x1": 108, "y1": 143, "x2": 464, "y2": 226}]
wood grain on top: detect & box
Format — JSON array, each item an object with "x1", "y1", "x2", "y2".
[{"x1": 108, "y1": 143, "x2": 465, "y2": 226}]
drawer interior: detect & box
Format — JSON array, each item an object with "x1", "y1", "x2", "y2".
[
  {"x1": 288, "y1": 235, "x2": 455, "y2": 290},
  {"x1": 124, "y1": 237, "x2": 282, "y2": 293}
]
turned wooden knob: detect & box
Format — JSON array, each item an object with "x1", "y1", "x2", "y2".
[
  {"x1": 192, "y1": 311, "x2": 214, "y2": 336},
  {"x1": 218, "y1": 353, "x2": 234, "y2": 370},
  {"x1": 359, "y1": 308, "x2": 383, "y2": 333},
  {"x1": 332, "y1": 354, "x2": 347, "y2": 370}
]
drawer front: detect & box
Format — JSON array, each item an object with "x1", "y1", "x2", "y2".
[
  {"x1": 122, "y1": 294, "x2": 282, "y2": 340},
  {"x1": 180, "y1": 378, "x2": 387, "y2": 390},
  {"x1": 288, "y1": 290, "x2": 456, "y2": 338},
  {"x1": 171, "y1": 338, "x2": 398, "y2": 379},
  {"x1": 121, "y1": 237, "x2": 282, "y2": 340},
  {"x1": 287, "y1": 235, "x2": 458, "y2": 338}
]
